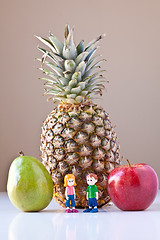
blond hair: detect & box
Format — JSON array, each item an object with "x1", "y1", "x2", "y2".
[{"x1": 64, "y1": 174, "x2": 77, "y2": 187}]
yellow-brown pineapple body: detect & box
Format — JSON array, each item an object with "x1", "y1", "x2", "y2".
[{"x1": 40, "y1": 102, "x2": 120, "y2": 208}]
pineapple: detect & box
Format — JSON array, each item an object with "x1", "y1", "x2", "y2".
[{"x1": 36, "y1": 25, "x2": 121, "y2": 208}]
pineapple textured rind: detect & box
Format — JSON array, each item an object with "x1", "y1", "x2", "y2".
[{"x1": 40, "y1": 103, "x2": 120, "y2": 208}]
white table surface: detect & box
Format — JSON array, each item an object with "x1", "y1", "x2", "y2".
[{"x1": 0, "y1": 191, "x2": 160, "y2": 240}]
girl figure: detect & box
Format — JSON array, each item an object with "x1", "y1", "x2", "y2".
[{"x1": 64, "y1": 174, "x2": 78, "y2": 213}]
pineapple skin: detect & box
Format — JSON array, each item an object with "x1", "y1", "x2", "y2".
[{"x1": 40, "y1": 102, "x2": 121, "y2": 208}]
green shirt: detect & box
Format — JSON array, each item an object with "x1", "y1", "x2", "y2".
[{"x1": 87, "y1": 185, "x2": 98, "y2": 198}]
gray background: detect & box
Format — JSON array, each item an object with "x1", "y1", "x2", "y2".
[{"x1": 0, "y1": 0, "x2": 160, "y2": 191}]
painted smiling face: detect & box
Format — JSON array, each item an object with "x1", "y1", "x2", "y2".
[
  {"x1": 87, "y1": 176, "x2": 97, "y2": 186},
  {"x1": 67, "y1": 178, "x2": 75, "y2": 187}
]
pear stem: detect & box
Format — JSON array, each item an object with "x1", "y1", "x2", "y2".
[
  {"x1": 126, "y1": 159, "x2": 131, "y2": 167},
  {"x1": 19, "y1": 151, "x2": 24, "y2": 156}
]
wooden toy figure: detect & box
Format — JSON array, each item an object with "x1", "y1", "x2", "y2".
[
  {"x1": 64, "y1": 174, "x2": 78, "y2": 213},
  {"x1": 83, "y1": 173, "x2": 99, "y2": 213}
]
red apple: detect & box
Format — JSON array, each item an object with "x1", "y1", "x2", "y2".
[{"x1": 107, "y1": 160, "x2": 159, "y2": 211}]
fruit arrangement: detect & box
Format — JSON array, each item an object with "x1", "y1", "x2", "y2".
[
  {"x1": 6, "y1": 25, "x2": 159, "y2": 213},
  {"x1": 36, "y1": 25, "x2": 121, "y2": 208}
]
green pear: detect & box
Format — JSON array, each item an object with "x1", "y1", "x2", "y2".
[{"x1": 7, "y1": 152, "x2": 53, "y2": 212}]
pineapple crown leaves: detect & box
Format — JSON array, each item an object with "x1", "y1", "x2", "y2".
[{"x1": 35, "y1": 25, "x2": 107, "y2": 104}]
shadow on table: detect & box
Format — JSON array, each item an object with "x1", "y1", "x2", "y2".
[
  {"x1": 146, "y1": 203, "x2": 160, "y2": 212},
  {"x1": 40, "y1": 209, "x2": 65, "y2": 213},
  {"x1": 42, "y1": 207, "x2": 111, "y2": 213}
]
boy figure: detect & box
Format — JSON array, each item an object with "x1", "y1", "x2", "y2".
[{"x1": 83, "y1": 173, "x2": 98, "y2": 213}]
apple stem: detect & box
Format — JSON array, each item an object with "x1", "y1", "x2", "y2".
[
  {"x1": 19, "y1": 151, "x2": 24, "y2": 156},
  {"x1": 126, "y1": 159, "x2": 131, "y2": 167}
]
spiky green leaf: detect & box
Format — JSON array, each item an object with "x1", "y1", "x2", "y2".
[
  {"x1": 35, "y1": 36, "x2": 56, "y2": 53},
  {"x1": 37, "y1": 47, "x2": 64, "y2": 69},
  {"x1": 75, "y1": 52, "x2": 88, "y2": 65},
  {"x1": 85, "y1": 47, "x2": 99, "y2": 62},
  {"x1": 85, "y1": 34, "x2": 105, "y2": 51},
  {"x1": 71, "y1": 86, "x2": 81, "y2": 94},
  {"x1": 75, "y1": 61, "x2": 86, "y2": 76},
  {"x1": 76, "y1": 40, "x2": 84, "y2": 55},
  {"x1": 49, "y1": 34, "x2": 64, "y2": 54}
]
